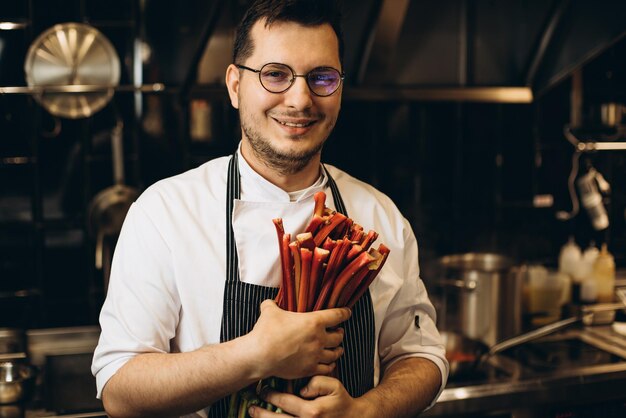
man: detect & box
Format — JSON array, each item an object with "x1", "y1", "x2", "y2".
[{"x1": 92, "y1": 1, "x2": 448, "y2": 417}]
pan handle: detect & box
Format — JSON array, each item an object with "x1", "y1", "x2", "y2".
[
  {"x1": 436, "y1": 279, "x2": 477, "y2": 291},
  {"x1": 486, "y1": 316, "x2": 583, "y2": 357},
  {"x1": 95, "y1": 229, "x2": 104, "y2": 270},
  {"x1": 111, "y1": 121, "x2": 125, "y2": 186}
]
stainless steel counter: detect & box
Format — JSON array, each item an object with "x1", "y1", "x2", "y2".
[
  {"x1": 6, "y1": 323, "x2": 626, "y2": 417},
  {"x1": 0, "y1": 326, "x2": 105, "y2": 418},
  {"x1": 423, "y1": 324, "x2": 626, "y2": 417}
]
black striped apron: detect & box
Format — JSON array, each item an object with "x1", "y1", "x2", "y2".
[{"x1": 208, "y1": 154, "x2": 375, "y2": 417}]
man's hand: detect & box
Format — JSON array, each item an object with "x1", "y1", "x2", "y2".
[
  {"x1": 248, "y1": 376, "x2": 369, "y2": 418},
  {"x1": 247, "y1": 300, "x2": 351, "y2": 380}
]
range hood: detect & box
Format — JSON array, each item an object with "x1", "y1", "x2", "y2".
[{"x1": 141, "y1": 0, "x2": 626, "y2": 103}]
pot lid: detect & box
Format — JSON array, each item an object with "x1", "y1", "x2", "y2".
[
  {"x1": 438, "y1": 253, "x2": 514, "y2": 272},
  {"x1": 24, "y1": 22, "x2": 120, "y2": 119}
]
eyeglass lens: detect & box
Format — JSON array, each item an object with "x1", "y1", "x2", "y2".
[{"x1": 259, "y1": 63, "x2": 341, "y2": 96}]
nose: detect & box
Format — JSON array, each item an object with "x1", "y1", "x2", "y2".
[{"x1": 283, "y1": 76, "x2": 313, "y2": 110}]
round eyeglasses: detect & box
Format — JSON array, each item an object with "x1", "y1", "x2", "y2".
[{"x1": 236, "y1": 62, "x2": 344, "y2": 97}]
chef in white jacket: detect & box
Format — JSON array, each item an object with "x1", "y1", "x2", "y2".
[{"x1": 92, "y1": 1, "x2": 448, "y2": 417}]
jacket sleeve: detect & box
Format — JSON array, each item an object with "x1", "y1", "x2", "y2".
[
  {"x1": 376, "y1": 217, "x2": 449, "y2": 408},
  {"x1": 91, "y1": 202, "x2": 181, "y2": 398}
]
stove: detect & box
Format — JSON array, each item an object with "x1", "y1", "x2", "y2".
[
  {"x1": 445, "y1": 325, "x2": 626, "y2": 388},
  {"x1": 503, "y1": 337, "x2": 624, "y2": 373}
]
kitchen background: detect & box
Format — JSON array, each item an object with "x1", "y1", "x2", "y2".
[{"x1": 1, "y1": 0, "x2": 625, "y2": 331}]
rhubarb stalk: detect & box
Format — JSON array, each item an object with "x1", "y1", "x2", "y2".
[
  {"x1": 326, "y1": 251, "x2": 376, "y2": 308},
  {"x1": 308, "y1": 247, "x2": 329, "y2": 311},
  {"x1": 346, "y1": 244, "x2": 390, "y2": 309},
  {"x1": 289, "y1": 242, "x2": 301, "y2": 312},
  {"x1": 297, "y1": 248, "x2": 312, "y2": 312}
]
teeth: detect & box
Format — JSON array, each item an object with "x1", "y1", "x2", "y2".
[{"x1": 278, "y1": 120, "x2": 313, "y2": 127}]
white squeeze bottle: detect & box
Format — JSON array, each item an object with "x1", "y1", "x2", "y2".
[
  {"x1": 559, "y1": 237, "x2": 581, "y2": 278},
  {"x1": 593, "y1": 244, "x2": 615, "y2": 303},
  {"x1": 579, "y1": 242, "x2": 600, "y2": 282},
  {"x1": 559, "y1": 237, "x2": 582, "y2": 303}
]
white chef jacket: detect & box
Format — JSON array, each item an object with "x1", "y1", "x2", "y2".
[{"x1": 92, "y1": 147, "x2": 449, "y2": 415}]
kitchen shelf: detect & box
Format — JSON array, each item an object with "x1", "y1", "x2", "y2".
[
  {"x1": 565, "y1": 125, "x2": 626, "y2": 151},
  {"x1": 0, "y1": 83, "x2": 168, "y2": 95},
  {"x1": 0, "y1": 20, "x2": 29, "y2": 30},
  {"x1": 0, "y1": 156, "x2": 35, "y2": 166}
]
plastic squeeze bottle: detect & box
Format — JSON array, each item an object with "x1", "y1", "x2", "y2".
[
  {"x1": 559, "y1": 237, "x2": 582, "y2": 303},
  {"x1": 593, "y1": 244, "x2": 615, "y2": 303},
  {"x1": 559, "y1": 237, "x2": 581, "y2": 278}
]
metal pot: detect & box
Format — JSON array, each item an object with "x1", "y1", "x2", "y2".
[
  {"x1": 437, "y1": 253, "x2": 520, "y2": 346},
  {"x1": 0, "y1": 362, "x2": 35, "y2": 404}
]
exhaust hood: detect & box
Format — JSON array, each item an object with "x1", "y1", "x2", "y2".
[{"x1": 140, "y1": 0, "x2": 626, "y2": 103}]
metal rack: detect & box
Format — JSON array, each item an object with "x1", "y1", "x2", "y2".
[
  {"x1": 564, "y1": 124, "x2": 626, "y2": 151},
  {"x1": 0, "y1": 0, "x2": 142, "y2": 328}
]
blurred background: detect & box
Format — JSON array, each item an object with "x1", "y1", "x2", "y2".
[{"x1": 0, "y1": 0, "x2": 625, "y2": 330}]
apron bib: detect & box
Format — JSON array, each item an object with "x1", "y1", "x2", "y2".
[{"x1": 208, "y1": 154, "x2": 375, "y2": 417}]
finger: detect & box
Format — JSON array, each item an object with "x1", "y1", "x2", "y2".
[
  {"x1": 312, "y1": 362, "x2": 336, "y2": 377},
  {"x1": 261, "y1": 389, "x2": 305, "y2": 416},
  {"x1": 300, "y1": 375, "x2": 342, "y2": 399},
  {"x1": 315, "y1": 307, "x2": 351, "y2": 327},
  {"x1": 324, "y1": 327, "x2": 344, "y2": 348},
  {"x1": 248, "y1": 404, "x2": 291, "y2": 417},
  {"x1": 319, "y1": 346, "x2": 343, "y2": 364}
]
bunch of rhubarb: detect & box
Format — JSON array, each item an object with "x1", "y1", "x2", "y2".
[
  {"x1": 273, "y1": 190, "x2": 389, "y2": 312},
  {"x1": 228, "y1": 191, "x2": 389, "y2": 417}
]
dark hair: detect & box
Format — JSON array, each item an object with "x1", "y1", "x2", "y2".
[{"x1": 233, "y1": 0, "x2": 344, "y2": 67}]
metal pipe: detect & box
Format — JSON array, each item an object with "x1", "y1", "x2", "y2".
[
  {"x1": 178, "y1": 0, "x2": 224, "y2": 102},
  {"x1": 525, "y1": 0, "x2": 571, "y2": 86}
]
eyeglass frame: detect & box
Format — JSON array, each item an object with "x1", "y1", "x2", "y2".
[{"x1": 235, "y1": 62, "x2": 345, "y2": 97}]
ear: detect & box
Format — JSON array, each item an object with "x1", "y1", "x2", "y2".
[{"x1": 225, "y1": 64, "x2": 240, "y2": 109}]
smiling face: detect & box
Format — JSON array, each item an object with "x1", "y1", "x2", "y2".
[{"x1": 226, "y1": 20, "x2": 342, "y2": 177}]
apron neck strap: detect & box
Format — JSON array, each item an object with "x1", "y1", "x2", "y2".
[
  {"x1": 323, "y1": 164, "x2": 348, "y2": 217},
  {"x1": 226, "y1": 154, "x2": 241, "y2": 283}
]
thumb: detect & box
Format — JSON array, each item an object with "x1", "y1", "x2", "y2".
[
  {"x1": 300, "y1": 375, "x2": 342, "y2": 399},
  {"x1": 260, "y1": 299, "x2": 278, "y2": 312}
]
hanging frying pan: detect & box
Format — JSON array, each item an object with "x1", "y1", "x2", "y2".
[
  {"x1": 24, "y1": 22, "x2": 120, "y2": 119},
  {"x1": 87, "y1": 120, "x2": 139, "y2": 291}
]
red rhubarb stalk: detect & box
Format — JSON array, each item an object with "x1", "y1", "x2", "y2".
[
  {"x1": 346, "y1": 244, "x2": 390, "y2": 309},
  {"x1": 305, "y1": 215, "x2": 325, "y2": 234},
  {"x1": 313, "y1": 238, "x2": 352, "y2": 310},
  {"x1": 296, "y1": 232, "x2": 315, "y2": 251},
  {"x1": 297, "y1": 248, "x2": 312, "y2": 312},
  {"x1": 289, "y1": 242, "x2": 301, "y2": 311},
  {"x1": 275, "y1": 286, "x2": 284, "y2": 309},
  {"x1": 273, "y1": 219, "x2": 292, "y2": 310},
  {"x1": 346, "y1": 244, "x2": 363, "y2": 261},
  {"x1": 308, "y1": 247, "x2": 330, "y2": 311},
  {"x1": 313, "y1": 212, "x2": 347, "y2": 247},
  {"x1": 360, "y1": 230, "x2": 379, "y2": 250},
  {"x1": 336, "y1": 266, "x2": 369, "y2": 307},
  {"x1": 337, "y1": 247, "x2": 384, "y2": 307},
  {"x1": 322, "y1": 237, "x2": 336, "y2": 252},
  {"x1": 326, "y1": 251, "x2": 376, "y2": 308},
  {"x1": 349, "y1": 223, "x2": 364, "y2": 241},
  {"x1": 282, "y1": 233, "x2": 294, "y2": 311},
  {"x1": 313, "y1": 191, "x2": 326, "y2": 217},
  {"x1": 334, "y1": 217, "x2": 353, "y2": 240}
]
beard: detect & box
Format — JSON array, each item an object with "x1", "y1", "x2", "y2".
[{"x1": 240, "y1": 108, "x2": 334, "y2": 176}]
